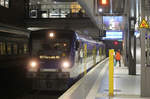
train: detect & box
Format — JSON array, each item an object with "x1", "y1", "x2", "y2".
[
  {"x1": 0, "y1": 31, "x2": 29, "y2": 68},
  {"x1": 27, "y1": 29, "x2": 106, "y2": 90},
  {"x1": 0, "y1": 29, "x2": 30, "y2": 97}
]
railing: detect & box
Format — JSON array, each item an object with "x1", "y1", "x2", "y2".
[{"x1": 26, "y1": 5, "x2": 87, "y2": 18}]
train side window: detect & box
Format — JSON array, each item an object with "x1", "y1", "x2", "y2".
[
  {"x1": 99, "y1": 48, "x2": 102, "y2": 56},
  {"x1": 0, "y1": 42, "x2": 6, "y2": 55},
  {"x1": 7, "y1": 43, "x2": 11, "y2": 55},
  {"x1": 0, "y1": 42, "x2": 2, "y2": 55},
  {"x1": 2, "y1": 42, "x2": 6, "y2": 55},
  {"x1": 13, "y1": 43, "x2": 18, "y2": 55},
  {"x1": 0, "y1": 42, "x2": 3, "y2": 55},
  {"x1": 19, "y1": 45, "x2": 23, "y2": 54},
  {"x1": 24, "y1": 44, "x2": 28, "y2": 54},
  {"x1": 101, "y1": 48, "x2": 103, "y2": 55}
]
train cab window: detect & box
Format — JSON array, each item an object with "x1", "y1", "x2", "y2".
[
  {"x1": 13, "y1": 44, "x2": 18, "y2": 54},
  {"x1": 24, "y1": 44, "x2": 28, "y2": 54},
  {"x1": 7, "y1": 43, "x2": 11, "y2": 55}
]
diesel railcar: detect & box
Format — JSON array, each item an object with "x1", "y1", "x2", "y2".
[{"x1": 27, "y1": 29, "x2": 106, "y2": 90}]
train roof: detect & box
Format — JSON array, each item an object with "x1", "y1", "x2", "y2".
[
  {"x1": 30, "y1": 29, "x2": 104, "y2": 45},
  {"x1": 76, "y1": 33, "x2": 104, "y2": 45},
  {"x1": 30, "y1": 29, "x2": 76, "y2": 39},
  {"x1": 31, "y1": 29, "x2": 75, "y2": 34}
]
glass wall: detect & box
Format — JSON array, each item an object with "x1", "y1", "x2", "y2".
[{"x1": 0, "y1": 0, "x2": 9, "y2": 8}]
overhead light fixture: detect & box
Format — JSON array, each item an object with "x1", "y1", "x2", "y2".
[
  {"x1": 99, "y1": 8, "x2": 103, "y2": 12},
  {"x1": 49, "y1": 32, "x2": 55, "y2": 38},
  {"x1": 37, "y1": 2, "x2": 40, "y2": 4},
  {"x1": 53, "y1": 0, "x2": 57, "y2": 3},
  {"x1": 99, "y1": 0, "x2": 109, "y2": 6}
]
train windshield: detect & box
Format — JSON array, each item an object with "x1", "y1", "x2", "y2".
[{"x1": 32, "y1": 39, "x2": 70, "y2": 56}]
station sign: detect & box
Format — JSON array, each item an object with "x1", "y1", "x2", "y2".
[{"x1": 139, "y1": 18, "x2": 149, "y2": 29}]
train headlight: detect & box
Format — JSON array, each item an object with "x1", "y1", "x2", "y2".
[
  {"x1": 30, "y1": 61, "x2": 37, "y2": 68},
  {"x1": 62, "y1": 61, "x2": 70, "y2": 68}
]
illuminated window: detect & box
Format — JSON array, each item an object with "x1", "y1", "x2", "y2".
[
  {"x1": 2, "y1": 42, "x2": 6, "y2": 55},
  {"x1": 0, "y1": 42, "x2": 2, "y2": 55},
  {"x1": 5, "y1": 0, "x2": 9, "y2": 8},
  {"x1": 70, "y1": 2, "x2": 81, "y2": 13},
  {"x1": 19, "y1": 45, "x2": 23, "y2": 54},
  {"x1": 24, "y1": 44, "x2": 28, "y2": 54},
  {"x1": 0, "y1": 0, "x2": 9, "y2": 8},
  {"x1": 7, "y1": 43, "x2": 11, "y2": 55},
  {"x1": 0, "y1": 0, "x2": 5, "y2": 6},
  {"x1": 13, "y1": 44, "x2": 18, "y2": 54},
  {"x1": 0, "y1": 42, "x2": 6, "y2": 55}
]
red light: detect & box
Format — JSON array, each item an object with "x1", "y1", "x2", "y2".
[
  {"x1": 100, "y1": 0, "x2": 109, "y2": 6},
  {"x1": 114, "y1": 41, "x2": 118, "y2": 45}
]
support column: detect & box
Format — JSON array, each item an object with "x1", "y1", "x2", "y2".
[
  {"x1": 127, "y1": 0, "x2": 136, "y2": 75},
  {"x1": 128, "y1": 17, "x2": 136, "y2": 75},
  {"x1": 140, "y1": 0, "x2": 150, "y2": 96}
]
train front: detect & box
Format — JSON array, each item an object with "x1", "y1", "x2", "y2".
[{"x1": 27, "y1": 30, "x2": 74, "y2": 90}]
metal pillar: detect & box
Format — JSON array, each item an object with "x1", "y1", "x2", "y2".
[
  {"x1": 123, "y1": 16, "x2": 128, "y2": 67},
  {"x1": 140, "y1": 0, "x2": 150, "y2": 96},
  {"x1": 128, "y1": 17, "x2": 136, "y2": 75},
  {"x1": 141, "y1": 28, "x2": 150, "y2": 97},
  {"x1": 125, "y1": 0, "x2": 136, "y2": 75}
]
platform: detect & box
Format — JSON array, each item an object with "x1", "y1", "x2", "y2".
[{"x1": 59, "y1": 58, "x2": 150, "y2": 99}]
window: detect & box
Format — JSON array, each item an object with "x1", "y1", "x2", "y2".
[
  {"x1": 24, "y1": 44, "x2": 28, "y2": 54},
  {"x1": 19, "y1": 45, "x2": 23, "y2": 54},
  {"x1": 7, "y1": 43, "x2": 11, "y2": 55},
  {"x1": 0, "y1": 0, "x2": 5, "y2": 6},
  {"x1": 13, "y1": 43, "x2": 18, "y2": 54},
  {"x1": 0, "y1": 42, "x2": 2, "y2": 55},
  {"x1": 0, "y1": 0, "x2": 9, "y2": 8},
  {"x1": 70, "y1": 2, "x2": 81, "y2": 13},
  {"x1": 5, "y1": 0, "x2": 9, "y2": 8},
  {"x1": 0, "y1": 42, "x2": 6, "y2": 55}
]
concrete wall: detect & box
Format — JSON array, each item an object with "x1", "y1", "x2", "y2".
[{"x1": 0, "y1": 0, "x2": 27, "y2": 27}]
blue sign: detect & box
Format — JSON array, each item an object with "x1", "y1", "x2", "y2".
[{"x1": 102, "y1": 30, "x2": 123, "y2": 40}]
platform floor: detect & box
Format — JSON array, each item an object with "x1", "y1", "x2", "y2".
[
  {"x1": 96, "y1": 67, "x2": 141, "y2": 99},
  {"x1": 59, "y1": 59, "x2": 150, "y2": 99}
]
